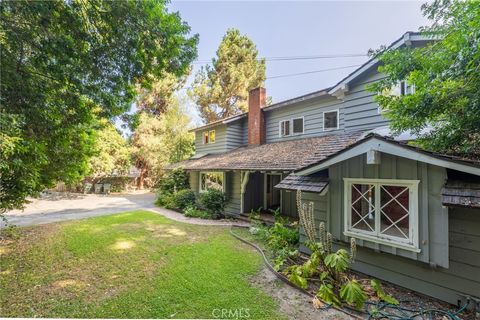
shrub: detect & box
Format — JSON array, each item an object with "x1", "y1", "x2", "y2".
[
  {"x1": 184, "y1": 206, "x2": 213, "y2": 219},
  {"x1": 198, "y1": 188, "x2": 226, "y2": 218},
  {"x1": 158, "y1": 168, "x2": 189, "y2": 194},
  {"x1": 172, "y1": 189, "x2": 196, "y2": 210},
  {"x1": 155, "y1": 192, "x2": 175, "y2": 209}
]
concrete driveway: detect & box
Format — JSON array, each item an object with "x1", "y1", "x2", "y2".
[{"x1": 2, "y1": 191, "x2": 156, "y2": 228}]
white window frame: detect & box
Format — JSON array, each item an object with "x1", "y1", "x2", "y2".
[
  {"x1": 208, "y1": 130, "x2": 216, "y2": 144},
  {"x1": 292, "y1": 116, "x2": 304, "y2": 135},
  {"x1": 278, "y1": 120, "x2": 291, "y2": 137},
  {"x1": 323, "y1": 109, "x2": 339, "y2": 131},
  {"x1": 343, "y1": 178, "x2": 420, "y2": 252},
  {"x1": 199, "y1": 171, "x2": 225, "y2": 193},
  {"x1": 202, "y1": 131, "x2": 209, "y2": 144},
  {"x1": 401, "y1": 81, "x2": 415, "y2": 96}
]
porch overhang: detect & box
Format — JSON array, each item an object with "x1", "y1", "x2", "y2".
[{"x1": 275, "y1": 174, "x2": 329, "y2": 194}]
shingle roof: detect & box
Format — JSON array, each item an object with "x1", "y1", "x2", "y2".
[
  {"x1": 171, "y1": 132, "x2": 363, "y2": 171},
  {"x1": 442, "y1": 181, "x2": 480, "y2": 209},
  {"x1": 275, "y1": 174, "x2": 329, "y2": 193}
]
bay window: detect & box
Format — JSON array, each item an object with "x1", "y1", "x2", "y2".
[
  {"x1": 344, "y1": 178, "x2": 419, "y2": 251},
  {"x1": 200, "y1": 172, "x2": 224, "y2": 192}
]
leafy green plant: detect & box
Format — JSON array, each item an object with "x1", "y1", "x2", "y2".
[
  {"x1": 158, "y1": 168, "x2": 190, "y2": 194},
  {"x1": 155, "y1": 192, "x2": 175, "y2": 209},
  {"x1": 318, "y1": 284, "x2": 341, "y2": 307},
  {"x1": 340, "y1": 280, "x2": 368, "y2": 310},
  {"x1": 198, "y1": 188, "x2": 226, "y2": 218},
  {"x1": 371, "y1": 279, "x2": 399, "y2": 305},
  {"x1": 183, "y1": 206, "x2": 213, "y2": 219},
  {"x1": 282, "y1": 190, "x2": 399, "y2": 310},
  {"x1": 172, "y1": 189, "x2": 196, "y2": 211}
]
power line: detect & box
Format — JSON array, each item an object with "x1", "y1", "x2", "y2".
[
  {"x1": 266, "y1": 64, "x2": 362, "y2": 79},
  {"x1": 192, "y1": 53, "x2": 368, "y2": 65}
]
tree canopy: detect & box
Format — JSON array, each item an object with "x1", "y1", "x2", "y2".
[
  {"x1": 190, "y1": 28, "x2": 266, "y2": 123},
  {"x1": 0, "y1": 0, "x2": 198, "y2": 212},
  {"x1": 87, "y1": 122, "x2": 132, "y2": 178},
  {"x1": 370, "y1": 0, "x2": 480, "y2": 155},
  {"x1": 131, "y1": 96, "x2": 194, "y2": 188}
]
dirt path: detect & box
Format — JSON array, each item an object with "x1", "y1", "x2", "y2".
[{"x1": 251, "y1": 267, "x2": 355, "y2": 320}]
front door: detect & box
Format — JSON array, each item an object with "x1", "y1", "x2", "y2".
[{"x1": 266, "y1": 174, "x2": 281, "y2": 211}]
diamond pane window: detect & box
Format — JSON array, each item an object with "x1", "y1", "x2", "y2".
[
  {"x1": 380, "y1": 186, "x2": 410, "y2": 239},
  {"x1": 344, "y1": 179, "x2": 419, "y2": 251},
  {"x1": 351, "y1": 184, "x2": 375, "y2": 233}
]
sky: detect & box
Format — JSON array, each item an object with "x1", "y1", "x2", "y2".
[{"x1": 121, "y1": 1, "x2": 430, "y2": 131}]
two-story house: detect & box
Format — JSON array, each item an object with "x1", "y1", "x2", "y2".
[{"x1": 172, "y1": 32, "x2": 480, "y2": 307}]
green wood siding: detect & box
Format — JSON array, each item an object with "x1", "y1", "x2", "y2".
[
  {"x1": 225, "y1": 171, "x2": 242, "y2": 216},
  {"x1": 194, "y1": 124, "x2": 228, "y2": 154},
  {"x1": 299, "y1": 153, "x2": 480, "y2": 304}
]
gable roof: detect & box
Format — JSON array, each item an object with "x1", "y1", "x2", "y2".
[
  {"x1": 170, "y1": 132, "x2": 363, "y2": 171},
  {"x1": 295, "y1": 134, "x2": 480, "y2": 176}
]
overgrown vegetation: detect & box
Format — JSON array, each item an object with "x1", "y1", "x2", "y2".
[
  {"x1": 282, "y1": 191, "x2": 398, "y2": 310},
  {"x1": 369, "y1": 0, "x2": 480, "y2": 155},
  {"x1": 249, "y1": 208, "x2": 300, "y2": 271},
  {"x1": 0, "y1": 0, "x2": 198, "y2": 213},
  {"x1": 198, "y1": 189, "x2": 226, "y2": 219}
]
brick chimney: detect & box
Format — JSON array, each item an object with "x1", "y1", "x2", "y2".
[{"x1": 248, "y1": 87, "x2": 266, "y2": 145}]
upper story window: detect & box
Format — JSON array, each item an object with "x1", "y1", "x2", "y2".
[
  {"x1": 401, "y1": 81, "x2": 415, "y2": 96},
  {"x1": 344, "y1": 178, "x2": 419, "y2": 251},
  {"x1": 292, "y1": 117, "x2": 304, "y2": 134},
  {"x1": 388, "y1": 81, "x2": 415, "y2": 96},
  {"x1": 279, "y1": 118, "x2": 304, "y2": 137},
  {"x1": 203, "y1": 130, "x2": 215, "y2": 144},
  {"x1": 200, "y1": 171, "x2": 224, "y2": 192},
  {"x1": 323, "y1": 110, "x2": 339, "y2": 131},
  {"x1": 279, "y1": 120, "x2": 291, "y2": 137}
]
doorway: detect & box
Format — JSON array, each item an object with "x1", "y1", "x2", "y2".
[{"x1": 265, "y1": 174, "x2": 281, "y2": 211}]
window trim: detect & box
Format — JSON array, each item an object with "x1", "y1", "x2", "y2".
[
  {"x1": 202, "y1": 130, "x2": 216, "y2": 144},
  {"x1": 343, "y1": 178, "x2": 420, "y2": 252},
  {"x1": 199, "y1": 171, "x2": 225, "y2": 193},
  {"x1": 209, "y1": 130, "x2": 216, "y2": 144},
  {"x1": 292, "y1": 116, "x2": 304, "y2": 135},
  {"x1": 278, "y1": 119, "x2": 291, "y2": 137},
  {"x1": 323, "y1": 109, "x2": 339, "y2": 131}
]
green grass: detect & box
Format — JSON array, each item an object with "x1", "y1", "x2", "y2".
[{"x1": 0, "y1": 211, "x2": 284, "y2": 319}]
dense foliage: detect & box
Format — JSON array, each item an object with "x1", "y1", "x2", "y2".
[
  {"x1": 190, "y1": 28, "x2": 266, "y2": 122},
  {"x1": 369, "y1": 0, "x2": 480, "y2": 155},
  {"x1": 171, "y1": 189, "x2": 196, "y2": 211},
  {"x1": 0, "y1": 0, "x2": 197, "y2": 212},
  {"x1": 131, "y1": 100, "x2": 194, "y2": 188},
  {"x1": 198, "y1": 189, "x2": 226, "y2": 218},
  {"x1": 158, "y1": 169, "x2": 190, "y2": 195},
  {"x1": 87, "y1": 122, "x2": 131, "y2": 178}
]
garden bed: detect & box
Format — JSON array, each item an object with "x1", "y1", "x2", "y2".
[{"x1": 231, "y1": 225, "x2": 475, "y2": 320}]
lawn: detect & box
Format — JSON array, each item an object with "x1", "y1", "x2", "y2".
[{"x1": 0, "y1": 211, "x2": 284, "y2": 319}]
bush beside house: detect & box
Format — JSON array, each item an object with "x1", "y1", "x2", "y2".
[{"x1": 156, "y1": 169, "x2": 226, "y2": 219}]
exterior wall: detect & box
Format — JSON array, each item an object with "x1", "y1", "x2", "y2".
[
  {"x1": 226, "y1": 120, "x2": 246, "y2": 150},
  {"x1": 225, "y1": 171, "x2": 242, "y2": 216},
  {"x1": 265, "y1": 96, "x2": 344, "y2": 143},
  {"x1": 299, "y1": 153, "x2": 480, "y2": 305},
  {"x1": 342, "y1": 69, "x2": 389, "y2": 132},
  {"x1": 194, "y1": 124, "x2": 228, "y2": 155}
]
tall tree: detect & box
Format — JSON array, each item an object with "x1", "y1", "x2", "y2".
[
  {"x1": 132, "y1": 93, "x2": 194, "y2": 189},
  {"x1": 0, "y1": 0, "x2": 198, "y2": 212},
  {"x1": 190, "y1": 28, "x2": 266, "y2": 123},
  {"x1": 87, "y1": 122, "x2": 132, "y2": 178},
  {"x1": 370, "y1": 0, "x2": 480, "y2": 155}
]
